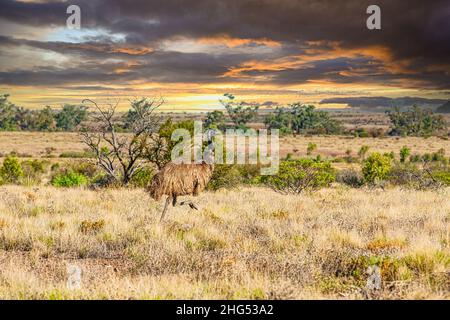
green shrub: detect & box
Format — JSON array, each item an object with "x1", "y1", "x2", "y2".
[
  {"x1": 51, "y1": 171, "x2": 88, "y2": 187},
  {"x1": 433, "y1": 171, "x2": 450, "y2": 186},
  {"x1": 388, "y1": 162, "x2": 448, "y2": 190},
  {"x1": 0, "y1": 155, "x2": 23, "y2": 184},
  {"x1": 207, "y1": 165, "x2": 244, "y2": 191},
  {"x1": 362, "y1": 153, "x2": 392, "y2": 183},
  {"x1": 66, "y1": 161, "x2": 98, "y2": 178},
  {"x1": 207, "y1": 164, "x2": 263, "y2": 190},
  {"x1": 260, "y1": 159, "x2": 335, "y2": 194},
  {"x1": 129, "y1": 167, "x2": 154, "y2": 187},
  {"x1": 399, "y1": 146, "x2": 410, "y2": 163}
]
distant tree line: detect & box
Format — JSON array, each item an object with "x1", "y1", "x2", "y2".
[
  {"x1": 0, "y1": 94, "x2": 87, "y2": 131},
  {"x1": 386, "y1": 106, "x2": 447, "y2": 137},
  {"x1": 263, "y1": 103, "x2": 342, "y2": 135},
  {"x1": 1, "y1": 93, "x2": 447, "y2": 137}
]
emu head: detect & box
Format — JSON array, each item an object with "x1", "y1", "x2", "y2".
[
  {"x1": 204, "y1": 129, "x2": 218, "y2": 164},
  {"x1": 205, "y1": 128, "x2": 218, "y2": 144}
]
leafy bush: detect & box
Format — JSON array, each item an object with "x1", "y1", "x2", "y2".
[
  {"x1": 51, "y1": 171, "x2": 88, "y2": 187},
  {"x1": 433, "y1": 171, "x2": 450, "y2": 186},
  {"x1": 264, "y1": 107, "x2": 293, "y2": 135},
  {"x1": 336, "y1": 169, "x2": 364, "y2": 187},
  {"x1": 207, "y1": 165, "x2": 245, "y2": 191},
  {"x1": 260, "y1": 159, "x2": 335, "y2": 194},
  {"x1": 207, "y1": 164, "x2": 263, "y2": 191},
  {"x1": 362, "y1": 153, "x2": 392, "y2": 183},
  {"x1": 290, "y1": 104, "x2": 342, "y2": 135},
  {"x1": 144, "y1": 118, "x2": 195, "y2": 170},
  {"x1": 221, "y1": 94, "x2": 258, "y2": 130},
  {"x1": 65, "y1": 161, "x2": 99, "y2": 178},
  {"x1": 55, "y1": 104, "x2": 87, "y2": 131},
  {"x1": 204, "y1": 110, "x2": 227, "y2": 131},
  {"x1": 388, "y1": 163, "x2": 442, "y2": 190},
  {"x1": 264, "y1": 103, "x2": 342, "y2": 135},
  {"x1": 129, "y1": 167, "x2": 154, "y2": 188},
  {"x1": 0, "y1": 155, "x2": 23, "y2": 184}
]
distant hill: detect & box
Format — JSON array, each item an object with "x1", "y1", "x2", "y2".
[
  {"x1": 436, "y1": 101, "x2": 450, "y2": 113},
  {"x1": 320, "y1": 96, "x2": 447, "y2": 111}
]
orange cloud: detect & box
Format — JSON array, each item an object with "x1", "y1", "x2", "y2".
[
  {"x1": 198, "y1": 34, "x2": 281, "y2": 48},
  {"x1": 64, "y1": 43, "x2": 153, "y2": 56}
]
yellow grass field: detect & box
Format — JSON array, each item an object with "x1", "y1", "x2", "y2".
[{"x1": 0, "y1": 185, "x2": 448, "y2": 299}]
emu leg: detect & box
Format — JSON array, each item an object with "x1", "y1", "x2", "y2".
[
  {"x1": 159, "y1": 196, "x2": 171, "y2": 222},
  {"x1": 172, "y1": 195, "x2": 177, "y2": 207}
]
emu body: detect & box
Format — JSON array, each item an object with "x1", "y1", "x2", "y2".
[{"x1": 147, "y1": 162, "x2": 214, "y2": 221}]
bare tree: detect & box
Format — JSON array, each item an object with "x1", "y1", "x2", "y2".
[{"x1": 80, "y1": 97, "x2": 164, "y2": 185}]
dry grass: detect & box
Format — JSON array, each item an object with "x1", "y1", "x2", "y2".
[
  {"x1": 0, "y1": 185, "x2": 448, "y2": 299},
  {"x1": 0, "y1": 132, "x2": 448, "y2": 160},
  {"x1": 280, "y1": 135, "x2": 450, "y2": 158}
]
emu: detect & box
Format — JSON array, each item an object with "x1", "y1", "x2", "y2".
[{"x1": 147, "y1": 130, "x2": 216, "y2": 222}]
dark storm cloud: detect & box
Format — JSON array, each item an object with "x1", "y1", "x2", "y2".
[
  {"x1": 0, "y1": 47, "x2": 255, "y2": 85},
  {"x1": 0, "y1": 0, "x2": 449, "y2": 88}
]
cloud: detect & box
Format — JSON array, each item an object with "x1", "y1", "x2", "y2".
[{"x1": 0, "y1": 0, "x2": 449, "y2": 92}]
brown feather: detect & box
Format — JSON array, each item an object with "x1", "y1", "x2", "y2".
[{"x1": 147, "y1": 162, "x2": 214, "y2": 200}]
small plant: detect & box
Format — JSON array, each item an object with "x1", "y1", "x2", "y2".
[
  {"x1": 399, "y1": 146, "x2": 411, "y2": 163},
  {"x1": 307, "y1": 142, "x2": 317, "y2": 156},
  {"x1": 51, "y1": 171, "x2": 88, "y2": 187},
  {"x1": 410, "y1": 154, "x2": 421, "y2": 163},
  {"x1": 358, "y1": 145, "x2": 370, "y2": 160},
  {"x1": 432, "y1": 148, "x2": 446, "y2": 162},
  {"x1": 355, "y1": 128, "x2": 369, "y2": 138},
  {"x1": 362, "y1": 153, "x2": 392, "y2": 183},
  {"x1": 129, "y1": 167, "x2": 154, "y2": 188},
  {"x1": 0, "y1": 155, "x2": 23, "y2": 184},
  {"x1": 421, "y1": 153, "x2": 432, "y2": 163}
]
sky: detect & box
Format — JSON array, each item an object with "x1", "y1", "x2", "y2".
[{"x1": 0, "y1": 0, "x2": 449, "y2": 111}]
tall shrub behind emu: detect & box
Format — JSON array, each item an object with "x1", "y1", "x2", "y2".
[{"x1": 261, "y1": 159, "x2": 335, "y2": 194}]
